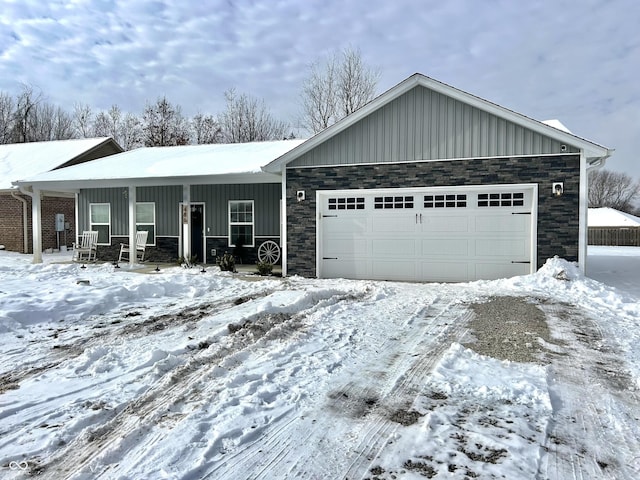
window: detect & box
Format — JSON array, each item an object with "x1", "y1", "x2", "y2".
[
  {"x1": 374, "y1": 196, "x2": 414, "y2": 209},
  {"x1": 328, "y1": 197, "x2": 365, "y2": 210},
  {"x1": 89, "y1": 203, "x2": 110, "y2": 244},
  {"x1": 136, "y1": 203, "x2": 155, "y2": 245},
  {"x1": 229, "y1": 200, "x2": 254, "y2": 247},
  {"x1": 478, "y1": 192, "x2": 525, "y2": 207},
  {"x1": 424, "y1": 194, "x2": 467, "y2": 208}
]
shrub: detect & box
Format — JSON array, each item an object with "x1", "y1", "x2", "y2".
[
  {"x1": 256, "y1": 261, "x2": 273, "y2": 276},
  {"x1": 219, "y1": 252, "x2": 236, "y2": 272}
]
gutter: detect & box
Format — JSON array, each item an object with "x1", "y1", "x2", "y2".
[{"x1": 10, "y1": 189, "x2": 29, "y2": 253}]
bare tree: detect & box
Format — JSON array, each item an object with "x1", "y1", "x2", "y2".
[
  {"x1": 11, "y1": 83, "x2": 44, "y2": 142},
  {"x1": 93, "y1": 105, "x2": 142, "y2": 150},
  {"x1": 338, "y1": 46, "x2": 379, "y2": 117},
  {"x1": 589, "y1": 169, "x2": 640, "y2": 213},
  {"x1": 118, "y1": 112, "x2": 143, "y2": 150},
  {"x1": 73, "y1": 102, "x2": 93, "y2": 138},
  {"x1": 300, "y1": 54, "x2": 338, "y2": 133},
  {"x1": 20, "y1": 102, "x2": 74, "y2": 141},
  {"x1": 299, "y1": 46, "x2": 380, "y2": 133},
  {"x1": 142, "y1": 96, "x2": 190, "y2": 146},
  {"x1": 220, "y1": 89, "x2": 287, "y2": 143},
  {"x1": 191, "y1": 113, "x2": 222, "y2": 144},
  {"x1": 0, "y1": 92, "x2": 14, "y2": 144}
]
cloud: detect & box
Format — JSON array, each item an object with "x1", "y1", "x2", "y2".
[{"x1": 0, "y1": 0, "x2": 638, "y2": 177}]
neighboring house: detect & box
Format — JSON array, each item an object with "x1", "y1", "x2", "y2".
[
  {"x1": 588, "y1": 207, "x2": 640, "y2": 246},
  {"x1": 16, "y1": 74, "x2": 613, "y2": 282},
  {"x1": 0, "y1": 138, "x2": 123, "y2": 253},
  {"x1": 15, "y1": 140, "x2": 305, "y2": 264}
]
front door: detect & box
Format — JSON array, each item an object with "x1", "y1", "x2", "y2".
[{"x1": 190, "y1": 204, "x2": 205, "y2": 263}]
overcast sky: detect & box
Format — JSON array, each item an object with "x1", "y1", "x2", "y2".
[{"x1": 1, "y1": 0, "x2": 638, "y2": 178}]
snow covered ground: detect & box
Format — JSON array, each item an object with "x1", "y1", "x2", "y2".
[{"x1": 0, "y1": 247, "x2": 639, "y2": 479}]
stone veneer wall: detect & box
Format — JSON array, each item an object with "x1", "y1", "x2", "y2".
[{"x1": 285, "y1": 155, "x2": 580, "y2": 278}]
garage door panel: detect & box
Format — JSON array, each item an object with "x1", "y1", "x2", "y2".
[
  {"x1": 475, "y1": 214, "x2": 529, "y2": 233},
  {"x1": 421, "y1": 239, "x2": 469, "y2": 256},
  {"x1": 418, "y1": 261, "x2": 470, "y2": 282},
  {"x1": 371, "y1": 216, "x2": 413, "y2": 233},
  {"x1": 421, "y1": 216, "x2": 469, "y2": 232},
  {"x1": 323, "y1": 217, "x2": 367, "y2": 235},
  {"x1": 372, "y1": 239, "x2": 416, "y2": 256},
  {"x1": 475, "y1": 238, "x2": 528, "y2": 257},
  {"x1": 475, "y1": 262, "x2": 530, "y2": 279},
  {"x1": 324, "y1": 237, "x2": 368, "y2": 256},
  {"x1": 372, "y1": 260, "x2": 417, "y2": 280}
]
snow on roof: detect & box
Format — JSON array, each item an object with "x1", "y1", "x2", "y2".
[
  {"x1": 542, "y1": 119, "x2": 572, "y2": 134},
  {"x1": 588, "y1": 207, "x2": 640, "y2": 227},
  {"x1": 0, "y1": 137, "x2": 113, "y2": 190},
  {"x1": 19, "y1": 139, "x2": 307, "y2": 184}
]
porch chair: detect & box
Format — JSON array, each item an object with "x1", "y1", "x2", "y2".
[
  {"x1": 118, "y1": 230, "x2": 149, "y2": 263},
  {"x1": 72, "y1": 231, "x2": 99, "y2": 263}
]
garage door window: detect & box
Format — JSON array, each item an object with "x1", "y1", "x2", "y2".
[
  {"x1": 328, "y1": 197, "x2": 365, "y2": 210},
  {"x1": 478, "y1": 192, "x2": 524, "y2": 207},
  {"x1": 374, "y1": 196, "x2": 414, "y2": 209},
  {"x1": 424, "y1": 194, "x2": 467, "y2": 208}
]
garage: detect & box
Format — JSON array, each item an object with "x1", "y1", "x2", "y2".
[{"x1": 317, "y1": 184, "x2": 537, "y2": 282}]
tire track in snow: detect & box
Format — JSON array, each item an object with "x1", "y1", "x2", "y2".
[
  {"x1": 31, "y1": 289, "x2": 366, "y2": 480},
  {"x1": 202, "y1": 290, "x2": 472, "y2": 480},
  {"x1": 537, "y1": 302, "x2": 640, "y2": 480},
  {"x1": 343, "y1": 298, "x2": 472, "y2": 479}
]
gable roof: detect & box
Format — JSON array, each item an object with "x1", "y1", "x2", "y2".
[
  {"x1": 0, "y1": 137, "x2": 122, "y2": 190},
  {"x1": 15, "y1": 139, "x2": 306, "y2": 191},
  {"x1": 588, "y1": 207, "x2": 640, "y2": 227},
  {"x1": 263, "y1": 73, "x2": 613, "y2": 173}
]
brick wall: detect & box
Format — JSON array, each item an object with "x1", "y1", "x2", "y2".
[
  {"x1": 285, "y1": 155, "x2": 581, "y2": 277},
  {"x1": 0, "y1": 193, "x2": 75, "y2": 253},
  {"x1": 0, "y1": 193, "x2": 27, "y2": 252}
]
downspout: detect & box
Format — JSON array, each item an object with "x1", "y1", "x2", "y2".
[{"x1": 11, "y1": 190, "x2": 29, "y2": 253}]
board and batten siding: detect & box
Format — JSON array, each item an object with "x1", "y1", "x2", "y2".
[
  {"x1": 138, "y1": 185, "x2": 182, "y2": 236},
  {"x1": 191, "y1": 183, "x2": 281, "y2": 237},
  {"x1": 79, "y1": 188, "x2": 128, "y2": 237},
  {"x1": 289, "y1": 85, "x2": 579, "y2": 168}
]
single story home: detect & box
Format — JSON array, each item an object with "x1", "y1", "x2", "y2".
[
  {"x1": 15, "y1": 73, "x2": 613, "y2": 282},
  {"x1": 1, "y1": 138, "x2": 122, "y2": 253},
  {"x1": 588, "y1": 207, "x2": 640, "y2": 246}
]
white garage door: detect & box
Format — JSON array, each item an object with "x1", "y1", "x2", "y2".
[{"x1": 318, "y1": 185, "x2": 537, "y2": 282}]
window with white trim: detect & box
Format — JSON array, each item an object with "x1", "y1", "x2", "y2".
[
  {"x1": 89, "y1": 203, "x2": 110, "y2": 244},
  {"x1": 229, "y1": 200, "x2": 254, "y2": 247},
  {"x1": 136, "y1": 202, "x2": 155, "y2": 245}
]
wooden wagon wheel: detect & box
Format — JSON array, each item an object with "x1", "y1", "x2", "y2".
[{"x1": 257, "y1": 240, "x2": 280, "y2": 264}]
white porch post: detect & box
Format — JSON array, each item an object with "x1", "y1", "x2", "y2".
[
  {"x1": 578, "y1": 152, "x2": 588, "y2": 274},
  {"x1": 31, "y1": 188, "x2": 43, "y2": 264},
  {"x1": 128, "y1": 185, "x2": 137, "y2": 265},
  {"x1": 182, "y1": 184, "x2": 191, "y2": 261}
]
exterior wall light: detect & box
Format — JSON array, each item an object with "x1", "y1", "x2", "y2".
[
  {"x1": 553, "y1": 182, "x2": 564, "y2": 197},
  {"x1": 296, "y1": 190, "x2": 306, "y2": 202}
]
